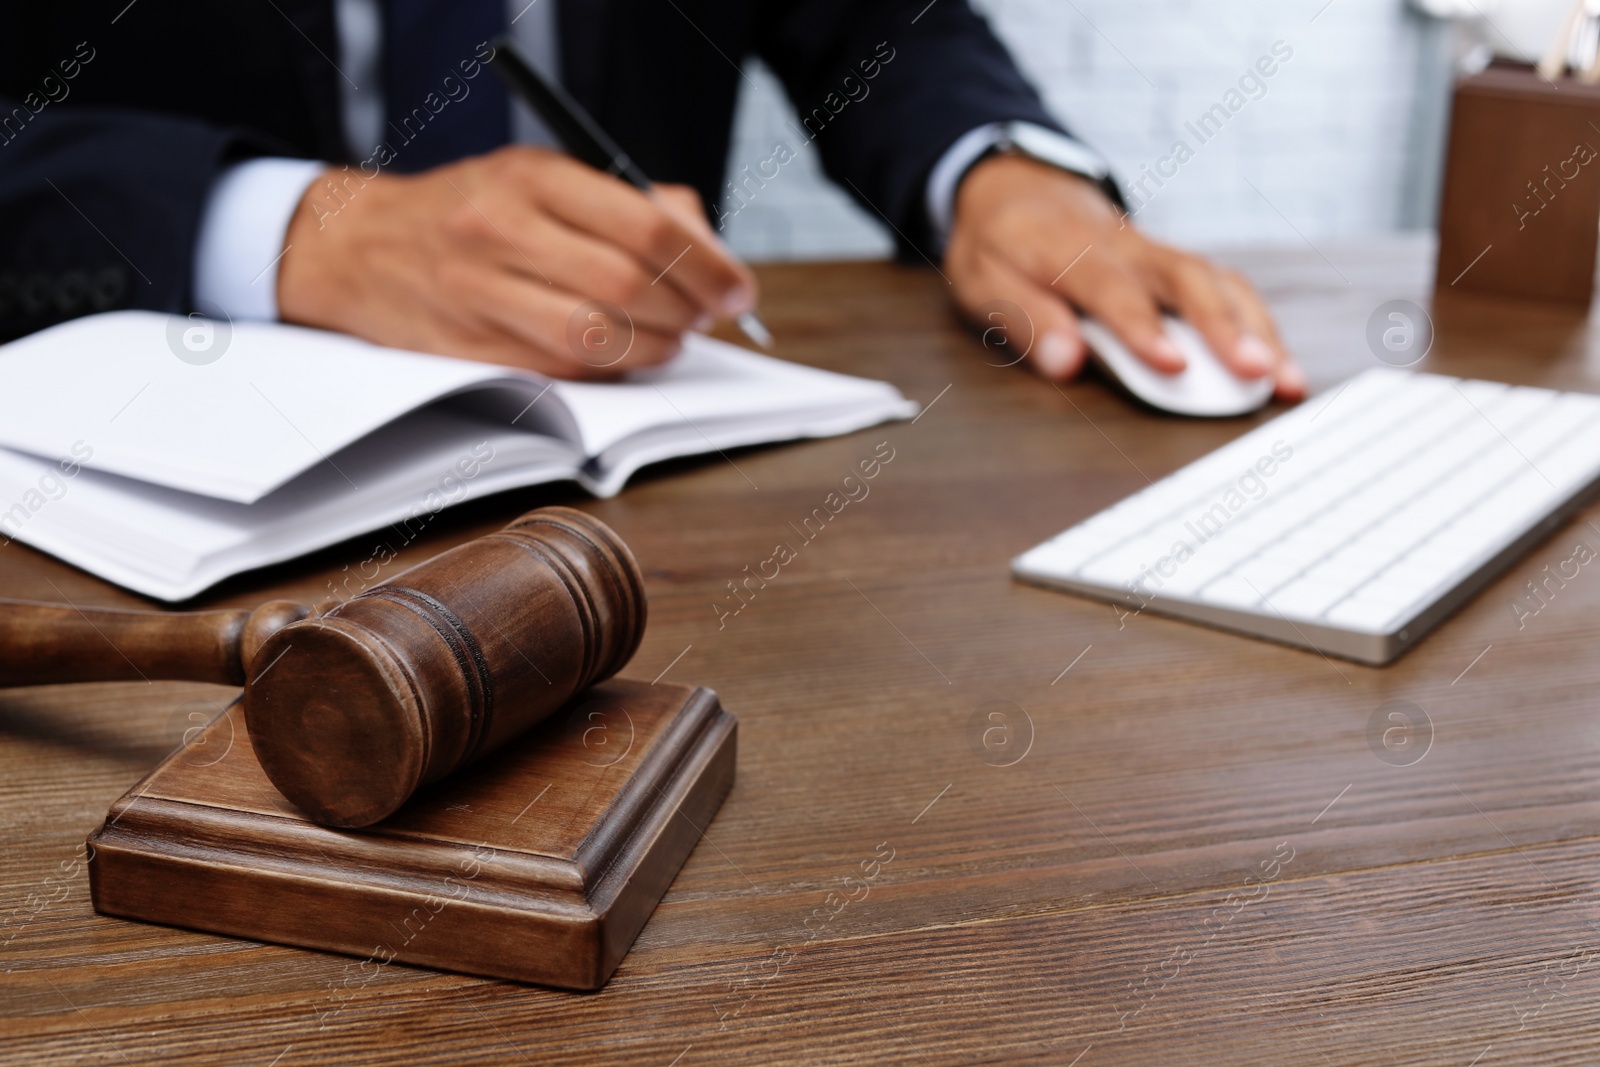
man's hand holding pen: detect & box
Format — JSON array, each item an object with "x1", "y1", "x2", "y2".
[{"x1": 277, "y1": 146, "x2": 758, "y2": 379}]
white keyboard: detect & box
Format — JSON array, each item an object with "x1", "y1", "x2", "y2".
[{"x1": 1012, "y1": 369, "x2": 1600, "y2": 664}]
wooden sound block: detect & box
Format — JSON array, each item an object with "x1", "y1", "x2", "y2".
[{"x1": 86, "y1": 679, "x2": 736, "y2": 990}]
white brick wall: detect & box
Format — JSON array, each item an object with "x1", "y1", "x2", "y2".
[
  {"x1": 717, "y1": 62, "x2": 897, "y2": 261},
  {"x1": 718, "y1": 0, "x2": 1473, "y2": 260}
]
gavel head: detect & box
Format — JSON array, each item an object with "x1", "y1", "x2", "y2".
[{"x1": 242, "y1": 507, "x2": 646, "y2": 827}]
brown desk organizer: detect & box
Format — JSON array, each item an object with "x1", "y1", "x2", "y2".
[
  {"x1": 0, "y1": 506, "x2": 736, "y2": 989},
  {"x1": 1436, "y1": 64, "x2": 1600, "y2": 306},
  {"x1": 88, "y1": 679, "x2": 735, "y2": 989}
]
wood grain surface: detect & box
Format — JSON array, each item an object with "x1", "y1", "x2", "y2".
[
  {"x1": 5, "y1": 237, "x2": 1600, "y2": 1065},
  {"x1": 1436, "y1": 65, "x2": 1600, "y2": 307}
]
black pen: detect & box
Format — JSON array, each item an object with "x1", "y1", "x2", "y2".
[{"x1": 489, "y1": 35, "x2": 774, "y2": 349}]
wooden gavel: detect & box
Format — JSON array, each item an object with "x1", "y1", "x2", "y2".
[{"x1": 0, "y1": 507, "x2": 646, "y2": 827}]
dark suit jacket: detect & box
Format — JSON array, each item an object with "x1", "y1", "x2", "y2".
[{"x1": 0, "y1": 0, "x2": 1064, "y2": 339}]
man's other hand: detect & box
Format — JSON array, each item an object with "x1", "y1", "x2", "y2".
[
  {"x1": 277, "y1": 146, "x2": 757, "y2": 379},
  {"x1": 945, "y1": 154, "x2": 1306, "y2": 400}
]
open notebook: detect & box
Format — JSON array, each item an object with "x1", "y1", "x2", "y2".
[{"x1": 0, "y1": 312, "x2": 915, "y2": 600}]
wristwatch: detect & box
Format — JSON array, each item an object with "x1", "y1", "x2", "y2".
[
  {"x1": 925, "y1": 120, "x2": 1125, "y2": 241},
  {"x1": 988, "y1": 121, "x2": 1126, "y2": 211}
]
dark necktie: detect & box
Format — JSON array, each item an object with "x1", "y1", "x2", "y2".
[{"x1": 383, "y1": 0, "x2": 510, "y2": 172}]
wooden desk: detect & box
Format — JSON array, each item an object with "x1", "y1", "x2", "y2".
[{"x1": 6, "y1": 237, "x2": 1600, "y2": 1065}]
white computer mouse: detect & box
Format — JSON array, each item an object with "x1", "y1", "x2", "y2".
[{"x1": 1079, "y1": 315, "x2": 1274, "y2": 417}]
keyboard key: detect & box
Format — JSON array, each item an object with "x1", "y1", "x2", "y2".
[
  {"x1": 1198, "y1": 575, "x2": 1264, "y2": 610},
  {"x1": 1266, "y1": 578, "x2": 1350, "y2": 619},
  {"x1": 1349, "y1": 574, "x2": 1432, "y2": 607},
  {"x1": 1303, "y1": 553, "x2": 1384, "y2": 588},
  {"x1": 1325, "y1": 596, "x2": 1408, "y2": 633},
  {"x1": 1228, "y1": 557, "x2": 1304, "y2": 593}
]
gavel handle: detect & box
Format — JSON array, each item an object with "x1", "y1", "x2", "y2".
[{"x1": 0, "y1": 598, "x2": 311, "y2": 687}]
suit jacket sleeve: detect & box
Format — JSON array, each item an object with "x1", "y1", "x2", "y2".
[
  {"x1": 0, "y1": 100, "x2": 259, "y2": 340},
  {"x1": 754, "y1": 0, "x2": 1066, "y2": 259}
]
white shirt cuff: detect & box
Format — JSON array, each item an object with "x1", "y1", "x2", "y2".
[
  {"x1": 924, "y1": 121, "x2": 1112, "y2": 243},
  {"x1": 193, "y1": 158, "x2": 327, "y2": 321}
]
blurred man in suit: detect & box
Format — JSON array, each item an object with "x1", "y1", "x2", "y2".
[{"x1": 0, "y1": 0, "x2": 1302, "y2": 395}]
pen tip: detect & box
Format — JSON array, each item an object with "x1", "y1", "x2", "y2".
[{"x1": 737, "y1": 311, "x2": 774, "y2": 350}]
